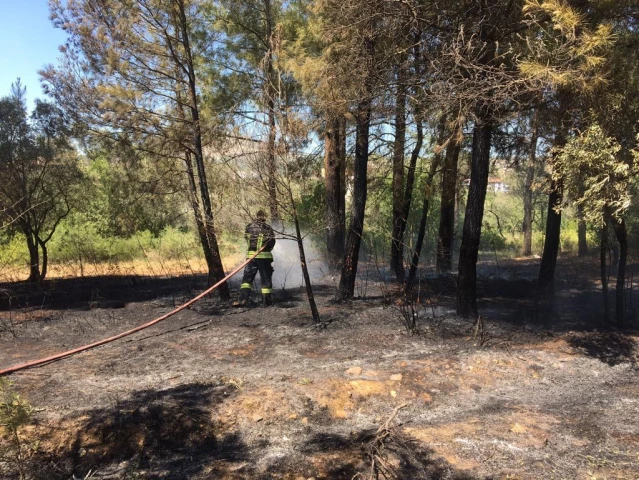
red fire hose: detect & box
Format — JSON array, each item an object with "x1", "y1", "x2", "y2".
[{"x1": 0, "y1": 248, "x2": 264, "y2": 377}]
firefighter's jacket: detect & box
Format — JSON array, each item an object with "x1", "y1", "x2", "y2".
[{"x1": 245, "y1": 221, "x2": 276, "y2": 259}]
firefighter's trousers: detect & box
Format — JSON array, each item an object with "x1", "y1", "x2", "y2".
[{"x1": 238, "y1": 258, "x2": 273, "y2": 303}]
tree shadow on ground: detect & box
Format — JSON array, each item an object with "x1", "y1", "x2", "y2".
[
  {"x1": 300, "y1": 430, "x2": 478, "y2": 480},
  {"x1": 566, "y1": 332, "x2": 638, "y2": 366},
  {"x1": 0, "y1": 274, "x2": 207, "y2": 311},
  {"x1": 34, "y1": 382, "x2": 250, "y2": 479}
]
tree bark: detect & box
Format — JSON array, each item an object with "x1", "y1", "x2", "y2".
[
  {"x1": 390, "y1": 68, "x2": 407, "y2": 283},
  {"x1": 577, "y1": 209, "x2": 588, "y2": 256},
  {"x1": 522, "y1": 110, "x2": 539, "y2": 257},
  {"x1": 436, "y1": 139, "x2": 461, "y2": 273},
  {"x1": 396, "y1": 30, "x2": 424, "y2": 275},
  {"x1": 338, "y1": 116, "x2": 346, "y2": 244},
  {"x1": 324, "y1": 116, "x2": 345, "y2": 272},
  {"x1": 538, "y1": 177, "x2": 563, "y2": 294},
  {"x1": 610, "y1": 216, "x2": 627, "y2": 327},
  {"x1": 456, "y1": 118, "x2": 493, "y2": 318},
  {"x1": 177, "y1": 0, "x2": 229, "y2": 299},
  {"x1": 25, "y1": 231, "x2": 41, "y2": 283},
  {"x1": 600, "y1": 218, "x2": 610, "y2": 323},
  {"x1": 184, "y1": 151, "x2": 217, "y2": 277},
  {"x1": 264, "y1": 0, "x2": 279, "y2": 220},
  {"x1": 405, "y1": 156, "x2": 441, "y2": 294},
  {"x1": 37, "y1": 238, "x2": 48, "y2": 281},
  {"x1": 290, "y1": 191, "x2": 321, "y2": 323},
  {"x1": 336, "y1": 97, "x2": 371, "y2": 300}
]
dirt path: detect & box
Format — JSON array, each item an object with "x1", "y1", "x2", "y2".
[{"x1": 1, "y1": 271, "x2": 638, "y2": 479}]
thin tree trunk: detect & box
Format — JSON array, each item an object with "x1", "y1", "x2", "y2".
[
  {"x1": 290, "y1": 190, "x2": 321, "y2": 323},
  {"x1": 577, "y1": 203, "x2": 588, "y2": 256},
  {"x1": 600, "y1": 217, "x2": 610, "y2": 323},
  {"x1": 436, "y1": 139, "x2": 461, "y2": 273},
  {"x1": 325, "y1": 116, "x2": 344, "y2": 272},
  {"x1": 184, "y1": 151, "x2": 216, "y2": 275},
  {"x1": 177, "y1": 0, "x2": 229, "y2": 299},
  {"x1": 336, "y1": 97, "x2": 371, "y2": 300},
  {"x1": 396, "y1": 30, "x2": 424, "y2": 258},
  {"x1": 522, "y1": 110, "x2": 539, "y2": 257},
  {"x1": 456, "y1": 118, "x2": 493, "y2": 318},
  {"x1": 173, "y1": 74, "x2": 216, "y2": 287},
  {"x1": 390, "y1": 68, "x2": 407, "y2": 283},
  {"x1": 538, "y1": 177, "x2": 563, "y2": 294},
  {"x1": 577, "y1": 181, "x2": 588, "y2": 256},
  {"x1": 25, "y1": 230, "x2": 40, "y2": 283},
  {"x1": 338, "y1": 116, "x2": 346, "y2": 243},
  {"x1": 264, "y1": 0, "x2": 279, "y2": 220},
  {"x1": 405, "y1": 156, "x2": 441, "y2": 294},
  {"x1": 37, "y1": 238, "x2": 48, "y2": 281},
  {"x1": 610, "y1": 216, "x2": 627, "y2": 327}
]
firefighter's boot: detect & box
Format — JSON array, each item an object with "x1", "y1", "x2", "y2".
[
  {"x1": 263, "y1": 293, "x2": 273, "y2": 307},
  {"x1": 233, "y1": 287, "x2": 251, "y2": 307}
]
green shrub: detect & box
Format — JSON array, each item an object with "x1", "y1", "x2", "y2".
[{"x1": 0, "y1": 378, "x2": 37, "y2": 480}]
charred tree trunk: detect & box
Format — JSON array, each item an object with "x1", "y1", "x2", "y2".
[
  {"x1": 37, "y1": 238, "x2": 48, "y2": 281},
  {"x1": 399, "y1": 117, "x2": 423, "y2": 242},
  {"x1": 390, "y1": 70, "x2": 407, "y2": 284},
  {"x1": 325, "y1": 117, "x2": 345, "y2": 272},
  {"x1": 336, "y1": 97, "x2": 371, "y2": 300},
  {"x1": 538, "y1": 177, "x2": 563, "y2": 294},
  {"x1": 456, "y1": 117, "x2": 493, "y2": 318},
  {"x1": 338, "y1": 117, "x2": 346, "y2": 248},
  {"x1": 290, "y1": 190, "x2": 321, "y2": 323},
  {"x1": 177, "y1": 1, "x2": 229, "y2": 299},
  {"x1": 405, "y1": 157, "x2": 441, "y2": 294},
  {"x1": 264, "y1": 0, "x2": 279, "y2": 220},
  {"x1": 25, "y1": 230, "x2": 41, "y2": 283},
  {"x1": 577, "y1": 204, "x2": 588, "y2": 256},
  {"x1": 436, "y1": 139, "x2": 461, "y2": 273},
  {"x1": 522, "y1": 110, "x2": 539, "y2": 257},
  {"x1": 577, "y1": 180, "x2": 588, "y2": 256},
  {"x1": 184, "y1": 151, "x2": 217, "y2": 274},
  {"x1": 600, "y1": 217, "x2": 610, "y2": 322},
  {"x1": 610, "y1": 216, "x2": 627, "y2": 327}
]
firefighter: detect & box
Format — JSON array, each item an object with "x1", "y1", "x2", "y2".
[{"x1": 233, "y1": 210, "x2": 276, "y2": 307}]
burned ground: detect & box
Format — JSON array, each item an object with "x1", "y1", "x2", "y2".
[{"x1": 1, "y1": 258, "x2": 638, "y2": 479}]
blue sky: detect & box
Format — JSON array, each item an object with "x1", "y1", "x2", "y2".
[{"x1": 0, "y1": 1, "x2": 67, "y2": 109}]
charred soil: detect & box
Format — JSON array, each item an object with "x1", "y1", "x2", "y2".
[{"x1": 1, "y1": 257, "x2": 638, "y2": 479}]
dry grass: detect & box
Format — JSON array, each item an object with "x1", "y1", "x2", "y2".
[{"x1": 0, "y1": 253, "x2": 246, "y2": 283}]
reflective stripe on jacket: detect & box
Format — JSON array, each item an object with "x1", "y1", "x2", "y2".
[{"x1": 245, "y1": 221, "x2": 275, "y2": 259}]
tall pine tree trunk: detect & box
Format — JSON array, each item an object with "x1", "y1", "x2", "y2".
[
  {"x1": 436, "y1": 139, "x2": 461, "y2": 273},
  {"x1": 600, "y1": 217, "x2": 610, "y2": 322},
  {"x1": 25, "y1": 230, "x2": 41, "y2": 283},
  {"x1": 522, "y1": 110, "x2": 539, "y2": 257},
  {"x1": 538, "y1": 177, "x2": 563, "y2": 294},
  {"x1": 336, "y1": 97, "x2": 371, "y2": 300},
  {"x1": 577, "y1": 206, "x2": 588, "y2": 256},
  {"x1": 37, "y1": 238, "x2": 48, "y2": 281},
  {"x1": 325, "y1": 116, "x2": 345, "y2": 272},
  {"x1": 457, "y1": 117, "x2": 493, "y2": 318},
  {"x1": 390, "y1": 69, "x2": 407, "y2": 283},
  {"x1": 183, "y1": 151, "x2": 217, "y2": 277},
  {"x1": 264, "y1": 0, "x2": 279, "y2": 220},
  {"x1": 577, "y1": 187, "x2": 588, "y2": 256},
  {"x1": 611, "y1": 216, "x2": 628, "y2": 327},
  {"x1": 405, "y1": 155, "x2": 442, "y2": 294},
  {"x1": 396, "y1": 30, "x2": 424, "y2": 277},
  {"x1": 399, "y1": 117, "x2": 423, "y2": 241},
  {"x1": 290, "y1": 189, "x2": 321, "y2": 323},
  {"x1": 178, "y1": 0, "x2": 229, "y2": 299}
]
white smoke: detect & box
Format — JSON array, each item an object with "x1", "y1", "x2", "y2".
[{"x1": 271, "y1": 231, "x2": 329, "y2": 290}]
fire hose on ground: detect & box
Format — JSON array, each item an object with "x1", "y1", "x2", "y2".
[{"x1": 0, "y1": 247, "x2": 266, "y2": 377}]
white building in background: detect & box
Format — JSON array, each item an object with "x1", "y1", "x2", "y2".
[{"x1": 462, "y1": 177, "x2": 510, "y2": 193}]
